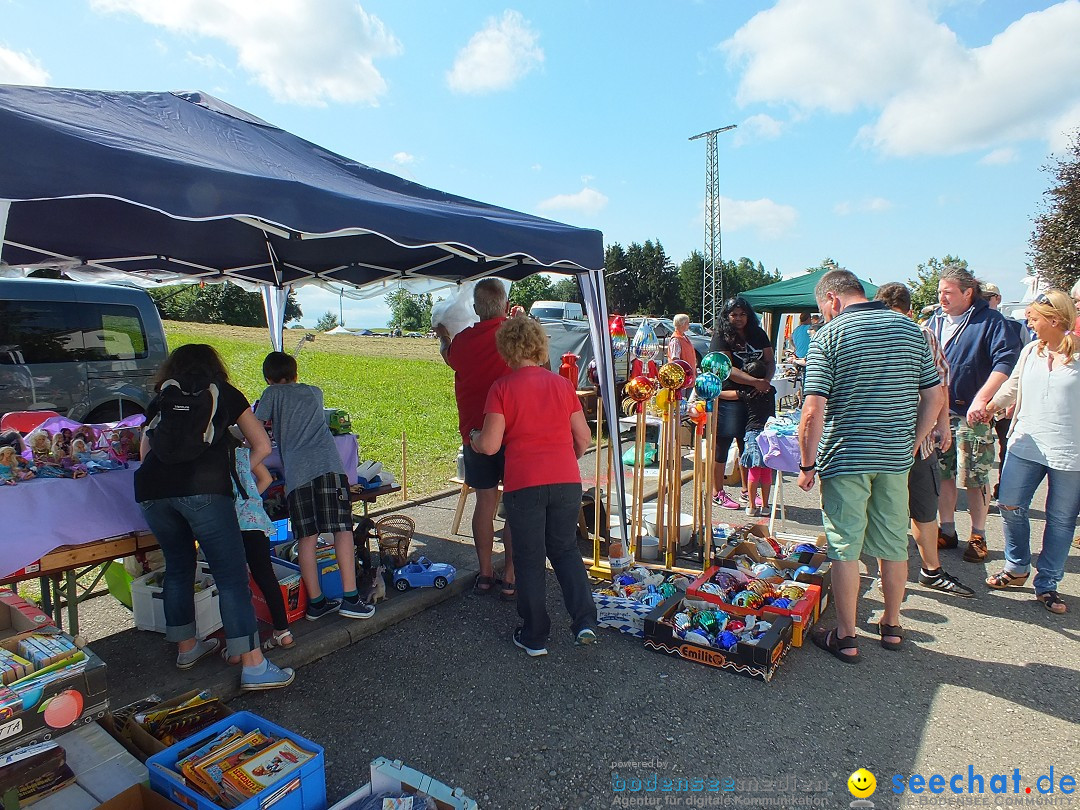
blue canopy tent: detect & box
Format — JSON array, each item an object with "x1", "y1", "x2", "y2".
[{"x1": 0, "y1": 85, "x2": 628, "y2": 546}]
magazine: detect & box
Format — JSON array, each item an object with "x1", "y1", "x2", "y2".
[{"x1": 220, "y1": 738, "x2": 315, "y2": 803}]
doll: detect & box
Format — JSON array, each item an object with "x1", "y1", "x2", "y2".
[
  {"x1": 51, "y1": 436, "x2": 87, "y2": 478},
  {"x1": 27, "y1": 430, "x2": 54, "y2": 464},
  {"x1": 0, "y1": 447, "x2": 35, "y2": 484}
]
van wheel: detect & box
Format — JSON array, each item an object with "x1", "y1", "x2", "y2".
[{"x1": 85, "y1": 403, "x2": 143, "y2": 424}]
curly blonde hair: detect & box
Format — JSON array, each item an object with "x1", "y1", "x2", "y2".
[
  {"x1": 495, "y1": 312, "x2": 548, "y2": 367},
  {"x1": 1028, "y1": 289, "x2": 1077, "y2": 363}
]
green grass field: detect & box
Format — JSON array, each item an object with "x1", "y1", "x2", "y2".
[{"x1": 164, "y1": 322, "x2": 459, "y2": 498}]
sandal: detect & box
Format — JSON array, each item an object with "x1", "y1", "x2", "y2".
[
  {"x1": 1036, "y1": 591, "x2": 1067, "y2": 615},
  {"x1": 262, "y1": 630, "x2": 294, "y2": 652},
  {"x1": 473, "y1": 574, "x2": 501, "y2": 596},
  {"x1": 878, "y1": 622, "x2": 904, "y2": 651},
  {"x1": 985, "y1": 570, "x2": 1028, "y2": 589},
  {"x1": 220, "y1": 647, "x2": 241, "y2": 667},
  {"x1": 811, "y1": 626, "x2": 859, "y2": 664},
  {"x1": 499, "y1": 581, "x2": 517, "y2": 602}
]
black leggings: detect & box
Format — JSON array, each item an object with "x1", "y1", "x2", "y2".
[
  {"x1": 714, "y1": 436, "x2": 746, "y2": 482},
  {"x1": 242, "y1": 530, "x2": 289, "y2": 631}
]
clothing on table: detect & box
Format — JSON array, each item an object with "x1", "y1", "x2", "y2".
[
  {"x1": 804, "y1": 302, "x2": 939, "y2": 478},
  {"x1": 926, "y1": 297, "x2": 1020, "y2": 416},
  {"x1": 991, "y1": 341, "x2": 1080, "y2": 472},
  {"x1": 232, "y1": 445, "x2": 273, "y2": 534},
  {"x1": 135, "y1": 381, "x2": 249, "y2": 501},
  {"x1": 447, "y1": 316, "x2": 511, "y2": 442},
  {"x1": 255, "y1": 383, "x2": 345, "y2": 496},
  {"x1": 483, "y1": 366, "x2": 583, "y2": 493}
]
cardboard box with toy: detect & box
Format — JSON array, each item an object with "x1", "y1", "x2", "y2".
[{"x1": 713, "y1": 524, "x2": 832, "y2": 611}]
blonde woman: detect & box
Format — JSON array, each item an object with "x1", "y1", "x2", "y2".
[
  {"x1": 470, "y1": 313, "x2": 596, "y2": 656},
  {"x1": 975, "y1": 291, "x2": 1080, "y2": 614}
]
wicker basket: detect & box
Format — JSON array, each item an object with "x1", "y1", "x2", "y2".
[{"x1": 375, "y1": 515, "x2": 415, "y2": 567}]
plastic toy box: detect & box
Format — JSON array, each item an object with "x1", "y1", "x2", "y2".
[
  {"x1": 131, "y1": 563, "x2": 223, "y2": 638},
  {"x1": 147, "y1": 711, "x2": 325, "y2": 810},
  {"x1": 274, "y1": 545, "x2": 344, "y2": 601},
  {"x1": 329, "y1": 757, "x2": 477, "y2": 810}
]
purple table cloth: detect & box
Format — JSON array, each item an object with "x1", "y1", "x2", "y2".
[
  {"x1": 756, "y1": 429, "x2": 800, "y2": 475},
  {"x1": 263, "y1": 434, "x2": 359, "y2": 486}
]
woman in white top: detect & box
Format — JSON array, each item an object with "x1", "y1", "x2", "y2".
[{"x1": 979, "y1": 290, "x2": 1080, "y2": 614}]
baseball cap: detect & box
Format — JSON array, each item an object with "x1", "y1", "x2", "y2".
[{"x1": 982, "y1": 282, "x2": 1001, "y2": 298}]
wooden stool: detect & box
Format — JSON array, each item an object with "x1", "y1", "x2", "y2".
[{"x1": 450, "y1": 477, "x2": 503, "y2": 536}]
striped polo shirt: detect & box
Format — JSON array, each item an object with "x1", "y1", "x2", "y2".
[{"x1": 804, "y1": 301, "x2": 939, "y2": 477}]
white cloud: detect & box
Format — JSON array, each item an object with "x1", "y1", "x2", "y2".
[
  {"x1": 446, "y1": 10, "x2": 543, "y2": 95},
  {"x1": 833, "y1": 197, "x2": 893, "y2": 215},
  {"x1": 979, "y1": 147, "x2": 1018, "y2": 166},
  {"x1": 724, "y1": 0, "x2": 1080, "y2": 156},
  {"x1": 536, "y1": 187, "x2": 609, "y2": 216},
  {"x1": 392, "y1": 152, "x2": 415, "y2": 165},
  {"x1": 186, "y1": 51, "x2": 230, "y2": 72},
  {"x1": 90, "y1": 0, "x2": 402, "y2": 106},
  {"x1": 0, "y1": 46, "x2": 49, "y2": 85},
  {"x1": 721, "y1": 196, "x2": 798, "y2": 239},
  {"x1": 734, "y1": 113, "x2": 784, "y2": 146}
]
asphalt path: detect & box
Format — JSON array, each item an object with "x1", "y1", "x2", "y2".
[{"x1": 222, "y1": 458, "x2": 1079, "y2": 810}]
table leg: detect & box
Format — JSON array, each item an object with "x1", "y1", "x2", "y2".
[
  {"x1": 39, "y1": 576, "x2": 52, "y2": 614},
  {"x1": 769, "y1": 471, "x2": 782, "y2": 536},
  {"x1": 65, "y1": 571, "x2": 79, "y2": 636}
]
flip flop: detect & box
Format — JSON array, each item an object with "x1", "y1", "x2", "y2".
[{"x1": 811, "y1": 626, "x2": 859, "y2": 664}]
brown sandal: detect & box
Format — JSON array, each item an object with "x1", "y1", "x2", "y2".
[
  {"x1": 473, "y1": 574, "x2": 500, "y2": 595},
  {"x1": 499, "y1": 581, "x2": 517, "y2": 601},
  {"x1": 985, "y1": 570, "x2": 1028, "y2": 589},
  {"x1": 1036, "y1": 591, "x2": 1067, "y2": 614}
]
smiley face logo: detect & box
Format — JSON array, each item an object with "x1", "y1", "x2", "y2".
[{"x1": 848, "y1": 768, "x2": 876, "y2": 798}]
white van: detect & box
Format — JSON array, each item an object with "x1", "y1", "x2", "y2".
[{"x1": 529, "y1": 300, "x2": 585, "y2": 321}]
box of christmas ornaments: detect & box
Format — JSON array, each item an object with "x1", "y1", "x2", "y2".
[
  {"x1": 712, "y1": 525, "x2": 832, "y2": 614},
  {"x1": 643, "y1": 596, "x2": 794, "y2": 682},
  {"x1": 592, "y1": 568, "x2": 693, "y2": 639}
]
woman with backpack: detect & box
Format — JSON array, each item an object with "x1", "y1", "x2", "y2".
[{"x1": 134, "y1": 344, "x2": 294, "y2": 691}]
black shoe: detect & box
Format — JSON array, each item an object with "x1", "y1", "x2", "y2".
[
  {"x1": 305, "y1": 597, "x2": 341, "y2": 621},
  {"x1": 339, "y1": 596, "x2": 375, "y2": 619},
  {"x1": 919, "y1": 568, "x2": 975, "y2": 597},
  {"x1": 512, "y1": 628, "x2": 548, "y2": 657}
]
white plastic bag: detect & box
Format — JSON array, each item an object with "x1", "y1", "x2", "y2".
[
  {"x1": 430, "y1": 281, "x2": 478, "y2": 340},
  {"x1": 724, "y1": 441, "x2": 740, "y2": 477}
]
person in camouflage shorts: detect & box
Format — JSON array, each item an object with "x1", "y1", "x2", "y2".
[{"x1": 938, "y1": 417, "x2": 997, "y2": 489}]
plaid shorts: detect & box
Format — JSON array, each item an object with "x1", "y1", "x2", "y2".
[{"x1": 287, "y1": 472, "x2": 352, "y2": 539}]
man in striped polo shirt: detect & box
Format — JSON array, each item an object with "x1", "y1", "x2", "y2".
[{"x1": 798, "y1": 270, "x2": 943, "y2": 663}]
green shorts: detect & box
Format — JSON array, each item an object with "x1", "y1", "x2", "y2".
[
  {"x1": 937, "y1": 416, "x2": 996, "y2": 489},
  {"x1": 820, "y1": 472, "x2": 911, "y2": 562}
]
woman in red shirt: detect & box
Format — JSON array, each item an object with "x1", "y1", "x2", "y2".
[{"x1": 471, "y1": 314, "x2": 595, "y2": 657}]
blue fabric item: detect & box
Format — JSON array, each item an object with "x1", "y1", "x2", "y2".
[
  {"x1": 0, "y1": 87, "x2": 603, "y2": 281},
  {"x1": 926, "y1": 298, "x2": 1021, "y2": 416}
]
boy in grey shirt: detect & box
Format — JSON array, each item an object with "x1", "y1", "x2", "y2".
[{"x1": 256, "y1": 352, "x2": 372, "y2": 620}]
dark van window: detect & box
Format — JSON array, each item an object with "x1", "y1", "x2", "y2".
[
  {"x1": 83, "y1": 304, "x2": 148, "y2": 361},
  {"x1": 0, "y1": 300, "x2": 83, "y2": 364}
]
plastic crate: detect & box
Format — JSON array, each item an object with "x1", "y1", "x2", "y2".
[
  {"x1": 130, "y1": 563, "x2": 222, "y2": 637},
  {"x1": 147, "y1": 711, "x2": 326, "y2": 810},
  {"x1": 268, "y1": 519, "x2": 292, "y2": 546},
  {"x1": 274, "y1": 549, "x2": 344, "y2": 601},
  {"x1": 329, "y1": 757, "x2": 477, "y2": 810},
  {"x1": 251, "y1": 560, "x2": 308, "y2": 625}
]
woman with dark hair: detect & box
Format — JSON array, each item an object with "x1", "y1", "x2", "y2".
[
  {"x1": 709, "y1": 296, "x2": 775, "y2": 509},
  {"x1": 135, "y1": 344, "x2": 294, "y2": 690}
]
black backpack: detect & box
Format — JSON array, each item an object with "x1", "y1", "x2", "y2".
[{"x1": 146, "y1": 378, "x2": 220, "y2": 464}]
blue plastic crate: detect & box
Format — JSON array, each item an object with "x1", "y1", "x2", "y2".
[
  {"x1": 146, "y1": 711, "x2": 326, "y2": 810},
  {"x1": 268, "y1": 519, "x2": 292, "y2": 545},
  {"x1": 274, "y1": 552, "x2": 344, "y2": 601}
]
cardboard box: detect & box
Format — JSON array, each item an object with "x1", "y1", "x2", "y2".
[
  {"x1": 642, "y1": 597, "x2": 793, "y2": 682},
  {"x1": 95, "y1": 784, "x2": 186, "y2": 810},
  {"x1": 147, "y1": 711, "x2": 326, "y2": 810},
  {"x1": 715, "y1": 540, "x2": 832, "y2": 606},
  {"x1": 686, "y1": 568, "x2": 821, "y2": 647},
  {"x1": 27, "y1": 782, "x2": 98, "y2": 810},
  {"x1": 123, "y1": 690, "x2": 233, "y2": 761},
  {"x1": 329, "y1": 757, "x2": 478, "y2": 810},
  {"x1": 0, "y1": 591, "x2": 54, "y2": 641},
  {"x1": 251, "y1": 560, "x2": 308, "y2": 626},
  {"x1": 0, "y1": 629, "x2": 109, "y2": 755},
  {"x1": 592, "y1": 591, "x2": 653, "y2": 639},
  {"x1": 130, "y1": 564, "x2": 222, "y2": 638}
]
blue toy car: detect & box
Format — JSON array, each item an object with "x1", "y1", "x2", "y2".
[{"x1": 393, "y1": 557, "x2": 456, "y2": 591}]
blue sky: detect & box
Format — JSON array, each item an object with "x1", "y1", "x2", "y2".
[{"x1": 3, "y1": 0, "x2": 1078, "y2": 327}]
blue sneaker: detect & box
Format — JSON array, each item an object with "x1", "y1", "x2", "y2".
[
  {"x1": 339, "y1": 596, "x2": 375, "y2": 619},
  {"x1": 240, "y1": 660, "x2": 295, "y2": 691},
  {"x1": 305, "y1": 597, "x2": 341, "y2": 622},
  {"x1": 575, "y1": 628, "x2": 598, "y2": 646},
  {"x1": 513, "y1": 628, "x2": 547, "y2": 657}
]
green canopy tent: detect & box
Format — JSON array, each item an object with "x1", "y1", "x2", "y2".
[{"x1": 739, "y1": 268, "x2": 879, "y2": 346}]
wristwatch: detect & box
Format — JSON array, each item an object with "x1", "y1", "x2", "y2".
[{"x1": 799, "y1": 462, "x2": 817, "y2": 473}]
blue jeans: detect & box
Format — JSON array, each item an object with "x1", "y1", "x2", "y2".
[
  {"x1": 140, "y1": 495, "x2": 259, "y2": 656},
  {"x1": 503, "y1": 483, "x2": 596, "y2": 648},
  {"x1": 998, "y1": 453, "x2": 1080, "y2": 595}
]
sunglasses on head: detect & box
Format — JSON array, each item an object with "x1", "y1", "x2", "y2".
[{"x1": 1033, "y1": 293, "x2": 1051, "y2": 305}]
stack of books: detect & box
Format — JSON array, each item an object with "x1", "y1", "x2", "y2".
[
  {"x1": 166, "y1": 724, "x2": 315, "y2": 808},
  {"x1": 0, "y1": 741, "x2": 75, "y2": 805},
  {"x1": 137, "y1": 691, "x2": 228, "y2": 747}
]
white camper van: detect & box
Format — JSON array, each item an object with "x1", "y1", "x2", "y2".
[{"x1": 529, "y1": 300, "x2": 585, "y2": 321}]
